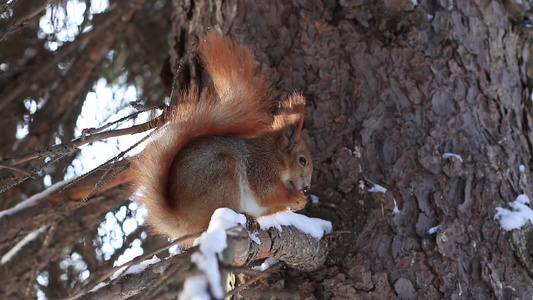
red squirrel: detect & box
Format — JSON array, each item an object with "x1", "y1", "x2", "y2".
[{"x1": 131, "y1": 32, "x2": 313, "y2": 239}]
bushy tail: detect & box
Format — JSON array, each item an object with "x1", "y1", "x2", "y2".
[{"x1": 131, "y1": 32, "x2": 272, "y2": 237}]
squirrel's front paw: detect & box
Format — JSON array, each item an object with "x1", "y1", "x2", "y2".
[{"x1": 243, "y1": 213, "x2": 260, "y2": 233}]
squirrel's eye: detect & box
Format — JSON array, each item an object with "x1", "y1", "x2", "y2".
[{"x1": 298, "y1": 156, "x2": 307, "y2": 167}]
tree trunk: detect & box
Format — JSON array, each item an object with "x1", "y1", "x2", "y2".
[
  {"x1": 2, "y1": 0, "x2": 533, "y2": 298},
  {"x1": 167, "y1": 0, "x2": 533, "y2": 298}
]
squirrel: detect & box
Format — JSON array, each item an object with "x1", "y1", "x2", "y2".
[{"x1": 131, "y1": 32, "x2": 313, "y2": 239}]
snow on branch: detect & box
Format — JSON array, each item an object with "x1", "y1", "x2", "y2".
[
  {"x1": 1, "y1": 225, "x2": 48, "y2": 265},
  {"x1": 0, "y1": 160, "x2": 134, "y2": 250},
  {"x1": 72, "y1": 208, "x2": 332, "y2": 299}
]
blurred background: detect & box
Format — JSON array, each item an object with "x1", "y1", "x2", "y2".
[{"x1": 0, "y1": 0, "x2": 172, "y2": 298}]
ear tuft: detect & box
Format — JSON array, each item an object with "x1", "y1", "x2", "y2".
[
  {"x1": 272, "y1": 93, "x2": 307, "y2": 133},
  {"x1": 273, "y1": 93, "x2": 307, "y2": 152}
]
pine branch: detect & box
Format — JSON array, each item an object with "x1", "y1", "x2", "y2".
[{"x1": 70, "y1": 225, "x2": 329, "y2": 299}]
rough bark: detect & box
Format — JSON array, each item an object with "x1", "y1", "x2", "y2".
[
  {"x1": 166, "y1": 0, "x2": 533, "y2": 298},
  {"x1": 2, "y1": 0, "x2": 533, "y2": 298}
]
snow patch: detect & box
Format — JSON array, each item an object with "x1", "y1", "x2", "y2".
[
  {"x1": 195, "y1": 208, "x2": 247, "y2": 244},
  {"x1": 369, "y1": 184, "x2": 387, "y2": 193},
  {"x1": 0, "y1": 178, "x2": 69, "y2": 219},
  {"x1": 1, "y1": 225, "x2": 48, "y2": 265},
  {"x1": 124, "y1": 255, "x2": 161, "y2": 275},
  {"x1": 183, "y1": 209, "x2": 332, "y2": 298},
  {"x1": 520, "y1": 164, "x2": 526, "y2": 173},
  {"x1": 495, "y1": 194, "x2": 533, "y2": 231},
  {"x1": 248, "y1": 231, "x2": 261, "y2": 244},
  {"x1": 253, "y1": 257, "x2": 279, "y2": 271},
  {"x1": 179, "y1": 276, "x2": 210, "y2": 300},
  {"x1": 516, "y1": 194, "x2": 530, "y2": 205},
  {"x1": 393, "y1": 199, "x2": 400, "y2": 214},
  {"x1": 89, "y1": 282, "x2": 108, "y2": 293},
  {"x1": 343, "y1": 147, "x2": 353, "y2": 156},
  {"x1": 169, "y1": 244, "x2": 181, "y2": 256},
  {"x1": 310, "y1": 194, "x2": 320, "y2": 204},
  {"x1": 442, "y1": 152, "x2": 463, "y2": 163},
  {"x1": 428, "y1": 225, "x2": 441, "y2": 234},
  {"x1": 190, "y1": 208, "x2": 246, "y2": 299},
  {"x1": 257, "y1": 212, "x2": 332, "y2": 239}
]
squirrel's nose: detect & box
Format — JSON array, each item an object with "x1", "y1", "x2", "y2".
[
  {"x1": 288, "y1": 180, "x2": 307, "y2": 191},
  {"x1": 302, "y1": 177, "x2": 311, "y2": 191}
]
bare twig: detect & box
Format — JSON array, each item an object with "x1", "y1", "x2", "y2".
[
  {"x1": 80, "y1": 103, "x2": 166, "y2": 137},
  {"x1": 0, "y1": 109, "x2": 163, "y2": 196},
  {"x1": 56, "y1": 161, "x2": 112, "y2": 194},
  {"x1": 69, "y1": 224, "x2": 330, "y2": 299},
  {"x1": 77, "y1": 130, "x2": 154, "y2": 203},
  {"x1": 71, "y1": 226, "x2": 242, "y2": 299},
  {"x1": 0, "y1": 164, "x2": 31, "y2": 176},
  {"x1": 63, "y1": 121, "x2": 157, "y2": 202},
  {"x1": 224, "y1": 264, "x2": 283, "y2": 298},
  {"x1": 130, "y1": 102, "x2": 166, "y2": 111},
  {"x1": 0, "y1": 2, "x2": 122, "y2": 110},
  {"x1": 169, "y1": 43, "x2": 197, "y2": 106},
  {"x1": 0, "y1": 113, "x2": 163, "y2": 169},
  {"x1": 0, "y1": 1, "x2": 52, "y2": 42},
  {"x1": 0, "y1": 150, "x2": 68, "y2": 194},
  {"x1": 1, "y1": 1, "x2": 14, "y2": 14},
  {"x1": 78, "y1": 163, "x2": 129, "y2": 204},
  {"x1": 24, "y1": 223, "x2": 56, "y2": 298},
  {"x1": 129, "y1": 255, "x2": 193, "y2": 300},
  {"x1": 64, "y1": 232, "x2": 202, "y2": 300}
]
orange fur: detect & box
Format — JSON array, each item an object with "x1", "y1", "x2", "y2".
[{"x1": 131, "y1": 32, "x2": 312, "y2": 239}]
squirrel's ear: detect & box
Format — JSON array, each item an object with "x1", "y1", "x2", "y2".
[
  {"x1": 285, "y1": 124, "x2": 298, "y2": 140},
  {"x1": 274, "y1": 93, "x2": 307, "y2": 152},
  {"x1": 283, "y1": 123, "x2": 299, "y2": 151},
  {"x1": 277, "y1": 123, "x2": 296, "y2": 152},
  {"x1": 273, "y1": 93, "x2": 306, "y2": 129}
]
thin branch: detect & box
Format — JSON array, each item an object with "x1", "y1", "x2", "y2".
[
  {"x1": 0, "y1": 164, "x2": 31, "y2": 176},
  {"x1": 1, "y1": 1, "x2": 14, "y2": 14},
  {"x1": 24, "y1": 223, "x2": 57, "y2": 298},
  {"x1": 64, "y1": 232, "x2": 202, "y2": 300},
  {"x1": 56, "y1": 161, "x2": 112, "y2": 194},
  {"x1": 66, "y1": 125, "x2": 156, "y2": 202},
  {"x1": 77, "y1": 130, "x2": 149, "y2": 202},
  {"x1": 80, "y1": 103, "x2": 166, "y2": 137},
  {"x1": 130, "y1": 102, "x2": 166, "y2": 112},
  {"x1": 0, "y1": 3, "x2": 123, "y2": 110},
  {"x1": 78, "y1": 163, "x2": 129, "y2": 204},
  {"x1": 0, "y1": 113, "x2": 162, "y2": 169},
  {"x1": 224, "y1": 264, "x2": 283, "y2": 298},
  {"x1": 106, "y1": 226, "x2": 144, "y2": 265},
  {"x1": 0, "y1": 160, "x2": 134, "y2": 250},
  {"x1": 169, "y1": 43, "x2": 197, "y2": 106},
  {"x1": 69, "y1": 225, "x2": 330, "y2": 299},
  {"x1": 70, "y1": 226, "x2": 243, "y2": 299},
  {"x1": 0, "y1": 150, "x2": 68, "y2": 194},
  {"x1": 128, "y1": 255, "x2": 193, "y2": 300},
  {"x1": 0, "y1": 1, "x2": 52, "y2": 42}
]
